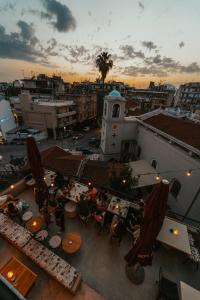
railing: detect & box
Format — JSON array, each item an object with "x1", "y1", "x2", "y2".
[
  {"x1": 167, "y1": 210, "x2": 200, "y2": 230},
  {"x1": 57, "y1": 111, "x2": 76, "y2": 118}
]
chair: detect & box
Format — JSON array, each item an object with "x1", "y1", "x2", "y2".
[
  {"x1": 156, "y1": 267, "x2": 179, "y2": 300},
  {"x1": 79, "y1": 213, "x2": 91, "y2": 225}
]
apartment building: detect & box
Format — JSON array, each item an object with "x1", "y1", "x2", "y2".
[
  {"x1": 66, "y1": 93, "x2": 97, "y2": 124},
  {"x1": 13, "y1": 91, "x2": 76, "y2": 139},
  {"x1": 174, "y1": 82, "x2": 200, "y2": 108}
]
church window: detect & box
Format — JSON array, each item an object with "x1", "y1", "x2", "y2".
[{"x1": 112, "y1": 104, "x2": 120, "y2": 118}]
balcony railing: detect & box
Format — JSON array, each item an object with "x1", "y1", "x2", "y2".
[{"x1": 57, "y1": 111, "x2": 76, "y2": 118}]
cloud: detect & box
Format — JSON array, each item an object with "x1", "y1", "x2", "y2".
[
  {"x1": 0, "y1": 23, "x2": 46, "y2": 63},
  {"x1": 45, "y1": 38, "x2": 58, "y2": 56},
  {"x1": 42, "y1": 0, "x2": 76, "y2": 32},
  {"x1": 180, "y1": 62, "x2": 200, "y2": 73},
  {"x1": 138, "y1": 2, "x2": 144, "y2": 12},
  {"x1": 120, "y1": 45, "x2": 145, "y2": 59},
  {"x1": 64, "y1": 45, "x2": 90, "y2": 64},
  {"x1": 24, "y1": 8, "x2": 52, "y2": 20},
  {"x1": 179, "y1": 41, "x2": 185, "y2": 48},
  {"x1": 122, "y1": 51, "x2": 200, "y2": 77},
  {"x1": 142, "y1": 41, "x2": 157, "y2": 50},
  {"x1": 17, "y1": 21, "x2": 39, "y2": 45}
]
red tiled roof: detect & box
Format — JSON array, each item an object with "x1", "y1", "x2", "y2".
[
  {"x1": 41, "y1": 146, "x2": 83, "y2": 176},
  {"x1": 49, "y1": 156, "x2": 82, "y2": 176},
  {"x1": 127, "y1": 108, "x2": 144, "y2": 116},
  {"x1": 41, "y1": 146, "x2": 70, "y2": 163},
  {"x1": 80, "y1": 160, "x2": 110, "y2": 187},
  {"x1": 144, "y1": 114, "x2": 200, "y2": 150},
  {"x1": 126, "y1": 100, "x2": 138, "y2": 109}
]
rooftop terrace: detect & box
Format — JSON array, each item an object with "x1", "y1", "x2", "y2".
[{"x1": 0, "y1": 186, "x2": 200, "y2": 300}]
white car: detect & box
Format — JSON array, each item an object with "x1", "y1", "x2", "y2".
[{"x1": 82, "y1": 126, "x2": 90, "y2": 132}]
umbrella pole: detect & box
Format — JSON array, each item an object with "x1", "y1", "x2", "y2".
[{"x1": 125, "y1": 262, "x2": 145, "y2": 285}]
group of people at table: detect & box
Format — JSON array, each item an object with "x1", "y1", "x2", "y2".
[
  {"x1": 0, "y1": 171, "x2": 145, "y2": 247},
  {"x1": 38, "y1": 172, "x2": 145, "y2": 245}
]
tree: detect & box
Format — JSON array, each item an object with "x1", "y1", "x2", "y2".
[{"x1": 96, "y1": 52, "x2": 113, "y2": 84}]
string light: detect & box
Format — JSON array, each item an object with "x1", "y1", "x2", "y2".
[
  {"x1": 155, "y1": 174, "x2": 160, "y2": 181},
  {"x1": 186, "y1": 169, "x2": 192, "y2": 177},
  {"x1": 122, "y1": 179, "x2": 126, "y2": 184}
]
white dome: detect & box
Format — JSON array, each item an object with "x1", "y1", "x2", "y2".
[{"x1": 108, "y1": 89, "x2": 121, "y2": 97}]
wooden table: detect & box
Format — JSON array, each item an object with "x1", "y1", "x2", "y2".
[
  {"x1": 157, "y1": 217, "x2": 191, "y2": 255},
  {"x1": 180, "y1": 281, "x2": 200, "y2": 300},
  {"x1": 25, "y1": 216, "x2": 44, "y2": 233},
  {"x1": 107, "y1": 196, "x2": 130, "y2": 219},
  {"x1": 67, "y1": 182, "x2": 88, "y2": 203},
  {"x1": 0, "y1": 256, "x2": 37, "y2": 296},
  {"x1": 62, "y1": 232, "x2": 82, "y2": 254}
]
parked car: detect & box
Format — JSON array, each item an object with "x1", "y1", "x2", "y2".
[
  {"x1": 82, "y1": 126, "x2": 90, "y2": 132},
  {"x1": 72, "y1": 133, "x2": 83, "y2": 140},
  {"x1": 6, "y1": 128, "x2": 47, "y2": 144}
]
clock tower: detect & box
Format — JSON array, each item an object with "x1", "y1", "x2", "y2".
[{"x1": 100, "y1": 90, "x2": 126, "y2": 161}]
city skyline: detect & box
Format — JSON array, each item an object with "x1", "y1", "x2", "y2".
[{"x1": 1, "y1": 0, "x2": 200, "y2": 87}]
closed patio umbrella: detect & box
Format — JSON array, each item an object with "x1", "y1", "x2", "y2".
[
  {"x1": 125, "y1": 179, "x2": 169, "y2": 267},
  {"x1": 26, "y1": 136, "x2": 49, "y2": 209}
]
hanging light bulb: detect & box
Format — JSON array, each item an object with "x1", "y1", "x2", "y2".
[
  {"x1": 186, "y1": 169, "x2": 192, "y2": 177},
  {"x1": 155, "y1": 173, "x2": 160, "y2": 181}
]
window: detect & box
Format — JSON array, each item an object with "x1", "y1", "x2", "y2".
[
  {"x1": 137, "y1": 146, "x2": 141, "y2": 158},
  {"x1": 151, "y1": 159, "x2": 157, "y2": 169},
  {"x1": 104, "y1": 102, "x2": 107, "y2": 117},
  {"x1": 170, "y1": 179, "x2": 181, "y2": 198},
  {"x1": 112, "y1": 104, "x2": 120, "y2": 118}
]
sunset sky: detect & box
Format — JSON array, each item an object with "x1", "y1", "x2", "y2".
[{"x1": 0, "y1": 0, "x2": 200, "y2": 87}]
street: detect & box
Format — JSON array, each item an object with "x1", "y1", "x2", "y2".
[{"x1": 0, "y1": 129, "x2": 101, "y2": 163}]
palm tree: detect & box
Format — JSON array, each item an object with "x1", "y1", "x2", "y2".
[{"x1": 96, "y1": 52, "x2": 113, "y2": 84}]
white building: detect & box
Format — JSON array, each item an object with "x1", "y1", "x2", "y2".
[
  {"x1": 100, "y1": 90, "x2": 200, "y2": 224},
  {"x1": 0, "y1": 96, "x2": 16, "y2": 143}
]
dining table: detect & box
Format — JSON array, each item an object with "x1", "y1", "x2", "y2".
[
  {"x1": 107, "y1": 196, "x2": 130, "y2": 219},
  {"x1": 62, "y1": 232, "x2": 82, "y2": 254},
  {"x1": 67, "y1": 182, "x2": 88, "y2": 203},
  {"x1": 0, "y1": 256, "x2": 37, "y2": 296},
  {"x1": 157, "y1": 217, "x2": 191, "y2": 255},
  {"x1": 25, "y1": 216, "x2": 44, "y2": 233},
  {"x1": 180, "y1": 281, "x2": 200, "y2": 300}
]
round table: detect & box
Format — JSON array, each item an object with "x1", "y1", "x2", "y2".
[
  {"x1": 49, "y1": 235, "x2": 62, "y2": 249},
  {"x1": 62, "y1": 232, "x2": 81, "y2": 254},
  {"x1": 64, "y1": 202, "x2": 77, "y2": 218},
  {"x1": 22, "y1": 211, "x2": 33, "y2": 222},
  {"x1": 25, "y1": 216, "x2": 44, "y2": 233},
  {"x1": 35, "y1": 229, "x2": 48, "y2": 241}
]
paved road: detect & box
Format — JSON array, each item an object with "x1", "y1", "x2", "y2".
[{"x1": 0, "y1": 129, "x2": 101, "y2": 163}]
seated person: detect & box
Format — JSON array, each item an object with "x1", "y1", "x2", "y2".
[
  {"x1": 77, "y1": 194, "x2": 91, "y2": 218},
  {"x1": 111, "y1": 218, "x2": 125, "y2": 244},
  {"x1": 55, "y1": 188, "x2": 68, "y2": 206},
  {"x1": 86, "y1": 185, "x2": 97, "y2": 201},
  {"x1": 54, "y1": 172, "x2": 66, "y2": 188},
  {"x1": 96, "y1": 194, "x2": 109, "y2": 212},
  {"x1": 7, "y1": 202, "x2": 19, "y2": 217}
]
